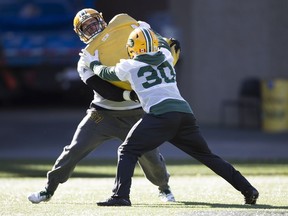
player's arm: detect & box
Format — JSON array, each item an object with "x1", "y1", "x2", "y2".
[
  {"x1": 77, "y1": 58, "x2": 138, "y2": 102},
  {"x1": 155, "y1": 32, "x2": 181, "y2": 66},
  {"x1": 86, "y1": 60, "x2": 139, "y2": 102},
  {"x1": 164, "y1": 37, "x2": 181, "y2": 65},
  {"x1": 86, "y1": 75, "x2": 125, "y2": 101},
  {"x1": 79, "y1": 49, "x2": 121, "y2": 81}
]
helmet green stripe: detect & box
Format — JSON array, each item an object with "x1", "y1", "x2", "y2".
[{"x1": 140, "y1": 28, "x2": 153, "y2": 52}]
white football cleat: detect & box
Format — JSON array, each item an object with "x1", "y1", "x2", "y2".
[
  {"x1": 28, "y1": 190, "x2": 53, "y2": 204},
  {"x1": 159, "y1": 188, "x2": 176, "y2": 202}
]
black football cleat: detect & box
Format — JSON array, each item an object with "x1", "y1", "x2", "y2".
[
  {"x1": 243, "y1": 188, "x2": 259, "y2": 205},
  {"x1": 97, "y1": 197, "x2": 131, "y2": 206}
]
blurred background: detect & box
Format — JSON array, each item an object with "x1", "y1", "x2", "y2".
[
  {"x1": 0, "y1": 0, "x2": 288, "y2": 160},
  {"x1": 1, "y1": 0, "x2": 288, "y2": 130}
]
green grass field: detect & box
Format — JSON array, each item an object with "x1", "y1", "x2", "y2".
[{"x1": 0, "y1": 159, "x2": 287, "y2": 216}]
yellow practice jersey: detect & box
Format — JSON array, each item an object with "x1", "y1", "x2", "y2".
[{"x1": 85, "y1": 14, "x2": 139, "y2": 90}]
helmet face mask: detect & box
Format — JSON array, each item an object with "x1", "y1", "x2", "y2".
[
  {"x1": 126, "y1": 28, "x2": 159, "y2": 59},
  {"x1": 73, "y1": 8, "x2": 107, "y2": 44},
  {"x1": 81, "y1": 19, "x2": 101, "y2": 39}
]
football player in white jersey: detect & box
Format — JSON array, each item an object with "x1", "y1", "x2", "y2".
[
  {"x1": 80, "y1": 27, "x2": 259, "y2": 206},
  {"x1": 28, "y1": 8, "x2": 180, "y2": 204}
]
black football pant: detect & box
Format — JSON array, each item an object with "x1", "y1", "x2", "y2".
[{"x1": 112, "y1": 112, "x2": 254, "y2": 199}]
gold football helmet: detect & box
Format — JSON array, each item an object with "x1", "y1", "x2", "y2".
[
  {"x1": 126, "y1": 27, "x2": 159, "y2": 59},
  {"x1": 73, "y1": 8, "x2": 107, "y2": 44}
]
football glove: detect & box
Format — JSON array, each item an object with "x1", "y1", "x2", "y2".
[
  {"x1": 79, "y1": 49, "x2": 100, "y2": 69},
  {"x1": 165, "y1": 37, "x2": 181, "y2": 66}
]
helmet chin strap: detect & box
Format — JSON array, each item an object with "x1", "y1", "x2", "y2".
[{"x1": 84, "y1": 32, "x2": 100, "y2": 44}]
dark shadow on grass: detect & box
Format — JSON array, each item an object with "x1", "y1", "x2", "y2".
[
  {"x1": 1, "y1": 159, "x2": 288, "y2": 177},
  {"x1": 42, "y1": 201, "x2": 288, "y2": 210},
  {"x1": 133, "y1": 201, "x2": 288, "y2": 210},
  {"x1": 0, "y1": 159, "x2": 118, "y2": 178}
]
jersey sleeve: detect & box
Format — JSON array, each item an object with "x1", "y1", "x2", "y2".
[
  {"x1": 155, "y1": 33, "x2": 171, "y2": 51},
  {"x1": 86, "y1": 75, "x2": 126, "y2": 102},
  {"x1": 114, "y1": 60, "x2": 132, "y2": 81},
  {"x1": 78, "y1": 57, "x2": 127, "y2": 102},
  {"x1": 92, "y1": 63, "x2": 122, "y2": 82},
  {"x1": 160, "y1": 48, "x2": 174, "y2": 66},
  {"x1": 77, "y1": 56, "x2": 95, "y2": 83}
]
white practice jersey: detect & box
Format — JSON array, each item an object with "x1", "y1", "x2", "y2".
[{"x1": 94, "y1": 48, "x2": 192, "y2": 115}]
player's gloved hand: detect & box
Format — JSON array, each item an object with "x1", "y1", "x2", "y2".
[
  {"x1": 123, "y1": 90, "x2": 140, "y2": 103},
  {"x1": 79, "y1": 49, "x2": 100, "y2": 69},
  {"x1": 166, "y1": 38, "x2": 181, "y2": 65},
  {"x1": 168, "y1": 38, "x2": 181, "y2": 53}
]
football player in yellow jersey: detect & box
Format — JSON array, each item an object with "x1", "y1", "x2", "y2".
[{"x1": 28, "y1": 8, "x2": 180, "y2": 204}]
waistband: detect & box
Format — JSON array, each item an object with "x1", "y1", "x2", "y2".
[
  {"x1": 90, "y1": 103, "x2": 142, "y2": 111},
  {"x1": 89, "y1": 103, "x2": 144, "y2": 116}
]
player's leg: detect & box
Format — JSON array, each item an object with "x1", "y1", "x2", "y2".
[
  {"x1": 170, "y1": 113, "x2": 259, "y2": 204},
  {"x1": 114, "y1": 110, "x2": 175, "y2": 201},
  {"x1": 28, "y1": 109, "x2": 113, "y2": 204},
  {"x1": 98, "y1": 113, "x2": 180, "y2": 206},
  {"x1": 138, "y1": 150, "x2": 175, "y2": 202}
]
